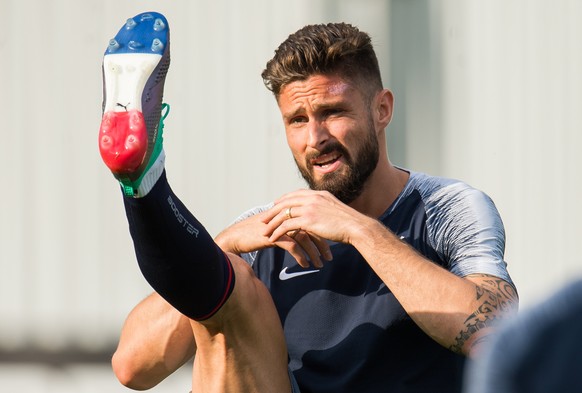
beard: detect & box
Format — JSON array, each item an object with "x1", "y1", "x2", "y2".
[{"x1": 295, "y1": 120, "x2": 380, "y2": 204}]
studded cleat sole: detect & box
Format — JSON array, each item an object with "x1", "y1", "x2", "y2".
[{"x1": 99, "y1": 12, "x2": 170, "y2": 191}]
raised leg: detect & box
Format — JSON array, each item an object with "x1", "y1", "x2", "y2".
[{"x1": 100, "y1": 12, "x2": 295, "y2": 392}]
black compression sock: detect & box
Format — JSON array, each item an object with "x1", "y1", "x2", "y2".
[{"x1": 123, "y1": 171, "x2": 235, "y2": 320}]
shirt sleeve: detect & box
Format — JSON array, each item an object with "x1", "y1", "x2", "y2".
[
  {"x1": 232, "y1": 202, "x2": 274, "y2": 224},
  {"x1": 424, "y1": 181, "x2": 513, "y2": 285}
]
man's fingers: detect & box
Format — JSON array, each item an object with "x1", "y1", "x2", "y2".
[
  {"x1": 277, "y1": 231, "x2": 332, "y2": 268},
  {"x1": 276, "y1": 237, "x2": 310, "y2": 268},
  {"x1": 292, "y1": 231, "x2": 323, "y2": 268},
  {"x1": 311, "y1": 235, "x2": 333, "y2": 262}
]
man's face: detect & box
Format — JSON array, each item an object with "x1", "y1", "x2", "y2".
[{"x1": 278, "y1": 74, "x2": 380, "y2": 204}]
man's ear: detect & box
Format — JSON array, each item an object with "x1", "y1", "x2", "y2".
[{"x1": 376, "y1": 89, "x2": 394, "y2": 129}]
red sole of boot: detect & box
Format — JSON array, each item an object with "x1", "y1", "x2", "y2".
[{"x1": 99, "y1": 109, "x2": 147, "y2": 175}]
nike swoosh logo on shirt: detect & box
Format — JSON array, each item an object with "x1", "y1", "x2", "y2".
[{"x1": 279, "y1": 267, "x2": 321, "y2": 281}]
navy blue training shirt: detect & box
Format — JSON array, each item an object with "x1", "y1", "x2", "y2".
[{"x1": 239, "y1": 171, "x2": 513, "y2": 393}]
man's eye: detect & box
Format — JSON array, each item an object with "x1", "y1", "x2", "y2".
[
  {"x1": 290, "y1": 116, "x2": 307, "y2": 124},
  {"x1": 323, "y1": 109, "x2": 343, "y2": 117}
]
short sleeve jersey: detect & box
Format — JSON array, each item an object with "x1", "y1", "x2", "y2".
[{"x1": 240, "y1": 171, "x2": 513, "y2": 393}]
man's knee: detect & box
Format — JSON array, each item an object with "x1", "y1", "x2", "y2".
[{"x1": 200, "y1": 253, "x2": 275, "y2": 329}]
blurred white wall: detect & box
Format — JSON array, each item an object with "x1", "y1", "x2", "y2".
[{"x1": 0, "y1": 0, "x2": 580, "y2": 380}]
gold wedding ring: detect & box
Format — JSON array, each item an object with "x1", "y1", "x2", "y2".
[{"x1": 285, "y1": 206, "x2": 293, "y2": 219}]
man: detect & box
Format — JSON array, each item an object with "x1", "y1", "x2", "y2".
[{"x1": 100, "y1": 12, "x2": 518, "y2": 393}]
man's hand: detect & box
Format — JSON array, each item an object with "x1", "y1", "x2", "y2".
[
  {"x1": 215, "y1": 206, "x2": 332, "y2": 268},
  {"x1": 262, "y1": 189, "x2": 367, "y2": 246}
]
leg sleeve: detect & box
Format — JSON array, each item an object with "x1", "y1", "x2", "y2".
[{"x1": 123, "y1": 171, "x2": 235, "y2": 320}]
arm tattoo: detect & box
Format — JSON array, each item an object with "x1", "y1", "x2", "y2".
[{"x1": 448, "y1": 274, "x2": 518, "y2": 354}]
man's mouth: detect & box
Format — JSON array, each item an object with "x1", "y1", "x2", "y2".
[{"x1": 311, "y1": 152, "x2": 342, "y2": 168}]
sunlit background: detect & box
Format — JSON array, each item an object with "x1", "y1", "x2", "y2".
[{"x1": 1, "y1": 0, "x2": 581, "y2": 391}]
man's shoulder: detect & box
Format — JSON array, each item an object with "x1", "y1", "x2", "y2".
[
  {"x1": 382, "y1": 170, "x2": 468, "y2": 221},
  {"x1": 405, "y1": 170, "x2": 489, "y2": 207},
  {"x1": 407, "y1": 170, "x2": 470, "y2": 196},
  {"x1": 397, "y1": 170, "x2": 500, "y2": 233}
]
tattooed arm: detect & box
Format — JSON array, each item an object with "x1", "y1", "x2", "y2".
[
  {"x1": 450, "y1": 274, "x2": 519, "y2": 356},
  {"x1": 336, "y1": 216, "x2": 518, "y2": 358}
]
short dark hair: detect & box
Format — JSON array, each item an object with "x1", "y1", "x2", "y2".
[{"x1": 262, "y1": 23, "x2": 383, "y2": 98}]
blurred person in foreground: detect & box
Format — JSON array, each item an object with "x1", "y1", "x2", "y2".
[{"x1": 464, "y1": 278, "x2": 582, "y2": 393}]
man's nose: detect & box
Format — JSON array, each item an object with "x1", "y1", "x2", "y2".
[{"x1": 306, "y1": 120, "x2": 330, "y2": 149}]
